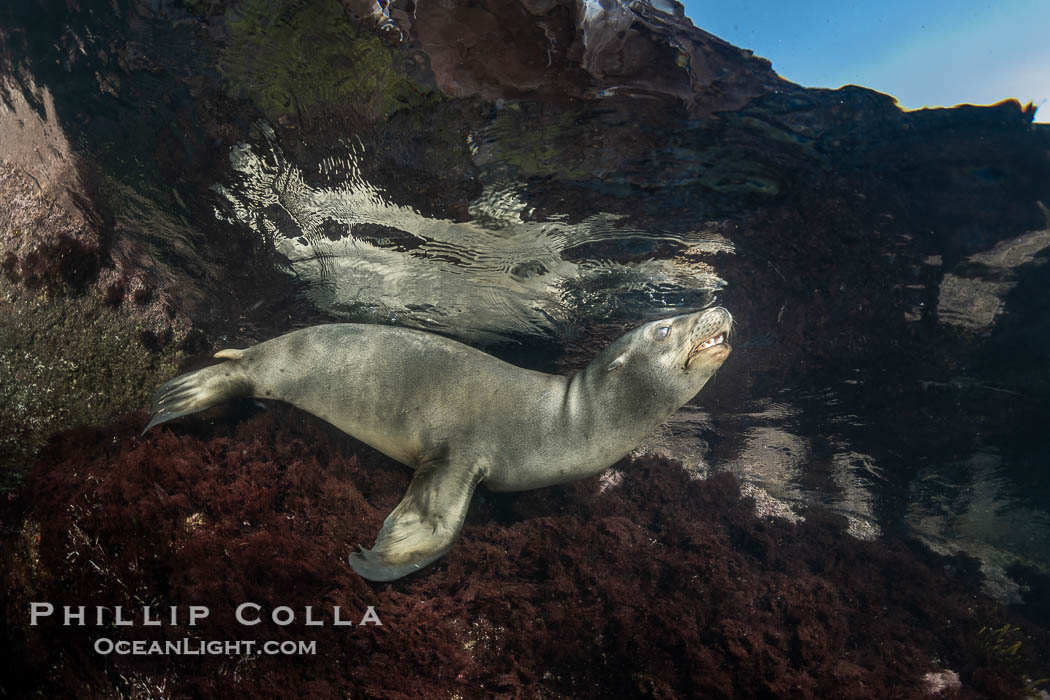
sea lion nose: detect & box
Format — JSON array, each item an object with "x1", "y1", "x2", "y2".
[{"x1": 699, "y1": 306, "x2": 730, "y2": 324}]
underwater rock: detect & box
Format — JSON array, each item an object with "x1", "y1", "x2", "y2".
[
  {"x1": 0, "y1": 89, "x2": 100, "y2": 293},
  {"x1": 936, "y1": 205, "x2": 1050, "y2": 330}
]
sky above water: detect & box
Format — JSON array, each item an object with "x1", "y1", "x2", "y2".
[{"x1": 682, "y1": 0, "x2": 1049, "y2": 122}]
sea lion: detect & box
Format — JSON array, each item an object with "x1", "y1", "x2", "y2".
[{"x1": 145, "y1": 306, "x2": 732, "y2": 581}]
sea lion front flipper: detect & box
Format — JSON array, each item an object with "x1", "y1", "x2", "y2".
[{"x1": 349, "y1": 461, "x2": 482, "y2": 582}]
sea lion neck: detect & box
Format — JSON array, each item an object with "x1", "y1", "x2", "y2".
[{"x1": 562, "y1": 346, "x2": 680, "y2": 449}]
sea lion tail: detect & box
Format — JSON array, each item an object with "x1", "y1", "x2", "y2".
[{"x1": 142, "y1": 352, "x2": 253, "y2": 435}]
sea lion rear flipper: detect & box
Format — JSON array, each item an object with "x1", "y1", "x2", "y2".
[
  {"x1": 349, "y1": 461, "x2": 482, "y2": 582},
  {"x1": 142, "y1": 360, "x2": 252, "y2": 435}
]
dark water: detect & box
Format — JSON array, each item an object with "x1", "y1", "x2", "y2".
[
  {"x1": 211, "y1": 111, "x2": 1050, "y2": 590},
  {"x1": 199, "y1": 119, "x2": 1050, "y2": 604},
  {"x1": 2, "y1": 0, "x2": 1048, "y2": 593}
]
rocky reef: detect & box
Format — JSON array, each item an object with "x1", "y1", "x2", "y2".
[
  {"x1": 4, "y1": 408, "x2": 1049, "y2": 698},
  {"x1": 1, "y1": 0, "x2": 1049, "y2": 696}
]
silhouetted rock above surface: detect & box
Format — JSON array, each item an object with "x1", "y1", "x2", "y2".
[{"x1": 399, "y1": 0, "x2": 793, "y2": 114}]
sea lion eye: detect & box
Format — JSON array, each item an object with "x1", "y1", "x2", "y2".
[{"x1": 654, "y1": 325, "x2": 671, "y2": 339}]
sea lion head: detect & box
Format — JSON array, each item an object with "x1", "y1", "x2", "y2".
[{"x1": 600, "y1": 306, "x2": 732, "y2": 406}]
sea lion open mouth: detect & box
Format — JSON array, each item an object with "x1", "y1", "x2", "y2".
[{"x1": 685, "y1": 332, "x2": 727, "y2": 368}]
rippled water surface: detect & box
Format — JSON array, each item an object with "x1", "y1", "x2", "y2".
[{"x1": 213, "y1": 123, "x2": 731, "y2": 343}]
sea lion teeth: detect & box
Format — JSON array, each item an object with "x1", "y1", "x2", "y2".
[
  {"x1": 691, "y1": 332, "x2": 725, "y2": 356},
  {"x1": 698, "y1": 333, "x2": 725, "y2": 350},
  {"x1": 144, "y1": 307, "x2": 733, "y2": 581}
]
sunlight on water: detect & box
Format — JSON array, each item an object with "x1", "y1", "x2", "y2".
[{"x1": 907, "y1": 449, "x2": 1050, "y2": 579}]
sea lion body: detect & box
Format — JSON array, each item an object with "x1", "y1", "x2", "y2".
[{"x1": 146, "y1": 307, "x2": 732, "y2": 580}]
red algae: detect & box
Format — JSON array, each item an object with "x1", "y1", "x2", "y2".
[{"x1": 1, "y1": 407, "x2": 1047, "y2": 698}]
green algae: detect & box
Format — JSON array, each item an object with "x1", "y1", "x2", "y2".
[
  {"x1": 482, "y1": 104, "x2": 593, "y2": 180},
  {"x1": 219, "y1": 0, "x2": 438, "y2": 123},
  {"x1": 0, "y1": 283, "x2": 182, "y2": 491}
]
